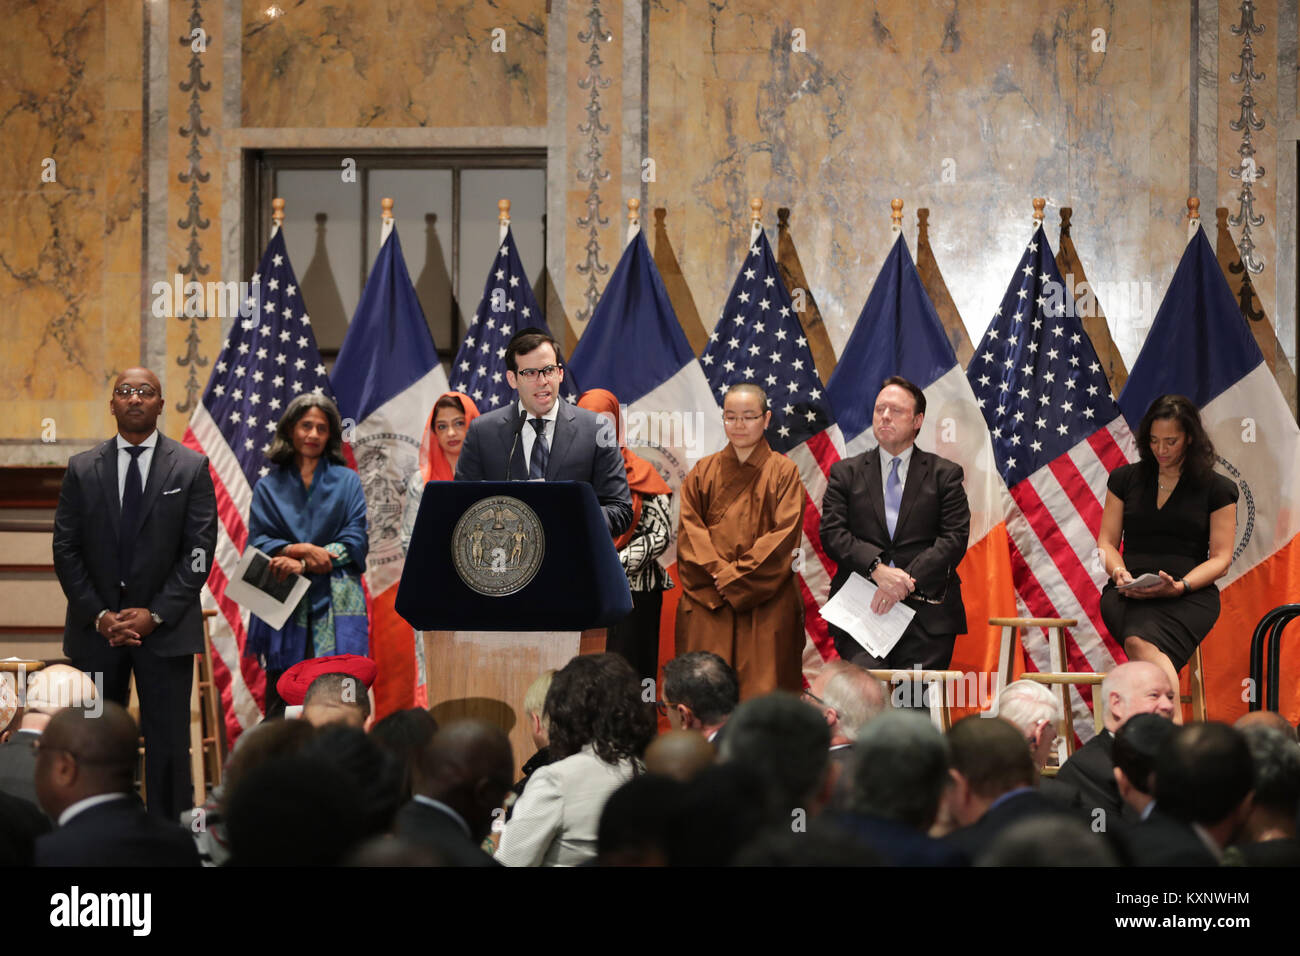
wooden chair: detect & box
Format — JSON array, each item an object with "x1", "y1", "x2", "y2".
[
  {"x1": 1182, "y1": 644, "x2": 1207, "y2": 722},
  {"x1": 868, "y1": 668, "x2": 966, "y2": 731},
  {"x1": 991, "y1": 617, "x2": 1105, "y2": 765}
]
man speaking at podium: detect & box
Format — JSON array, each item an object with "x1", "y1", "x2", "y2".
[{"x1": 455, "y1": 328, "x2": 633, "y2": 538}]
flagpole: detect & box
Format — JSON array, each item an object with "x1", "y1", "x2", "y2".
[
  {"x1": 890, "y1": 198, "x2": 903, "y2": 237},
  {"x1": 380, "y1": 196, "x2": 395, "y2": 244},
  {"x1": 749, "y1": 196, "x2": 763, "y2": 245},
  {"x1": 1186, "y1": 196, "x2": 1201, "y2": 243},
  {"x1": 270, "y1": 197, "x2": 285, "y2": 239},
  {"x1": 625, "y1": 197, "x2": 640, "y2": 247},
  {"x1": 498, "y1": 198, "x2": 511, "y2": 245}
]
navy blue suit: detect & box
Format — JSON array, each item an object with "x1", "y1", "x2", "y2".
[{"x1": 455, "y1": 400, "x2": 633, "y2": 537}]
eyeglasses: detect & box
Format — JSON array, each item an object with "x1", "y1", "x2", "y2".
[
  {"x1": 722, "y1": 414, "x2": 764, "y2": 425},
  {"x1": 515, "y1": 365, "x2": 563, "y2": 381},
  {"x1": 113, "y1": 385, "x2": 158, "y2": 398},
  {"x1": 801, "y1": 689, "x2": 826, "y2": 707}
]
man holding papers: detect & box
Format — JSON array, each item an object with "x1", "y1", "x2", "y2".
[{"x1": 820, "y1": 377, "x2": 970, "y2": 670}]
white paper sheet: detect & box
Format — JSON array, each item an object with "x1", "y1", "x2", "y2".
[
  {"x1": 1116, "y1": 572, "x2": 1165, "y2": 592},
  {"x1": 817, "y1": 572, "x2": 915, "y2": 660},
  {"x1": 224, "y1": 547, "x2": 310, "y2": 630}
]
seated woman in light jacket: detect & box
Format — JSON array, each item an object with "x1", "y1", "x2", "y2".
[{"x1": 495, "y1": 653, "x2": 656, "y2": 866}]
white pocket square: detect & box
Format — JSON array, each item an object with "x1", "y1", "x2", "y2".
[{"x1": 162, "y1": 488, "x2": 182, "y2": 496}]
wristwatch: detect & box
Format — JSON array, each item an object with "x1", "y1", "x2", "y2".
[
  {"x1": 1180, "y1": 578, "x2": 1190, "y2": 595},
  {"x1": 149, "y1": 611, "x2": 163, "y2": 626},
  {"x1": 866, "y1": 556, "x2": 882, "y2": 579}
]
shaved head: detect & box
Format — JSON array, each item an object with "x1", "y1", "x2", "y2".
[
  {"x1": 645, "y1": 729, "x2": 716, "y2": 782},
  {"x1": 724, "y1": 383, "x2": 769, "y2": 412},
  {"x1": 114, "y1": 366, "x2": 162, "y2": 394},
  {"x1": 1101, "y1": 661, "x2": 1176, "y2": 731}
]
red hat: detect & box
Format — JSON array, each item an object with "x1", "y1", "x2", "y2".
[{"x1": 276, "y1": 654, "x2": 378, "y2": 706}]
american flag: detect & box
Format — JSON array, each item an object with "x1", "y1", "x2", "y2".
[
  {"x1": 183, "y1": 228, "x2": 333, "y2": 741},
  {"x1": 966, "y1": 223, "x2": 1137, "y2": 728},
  {"x1": 450, "y1": 225, "x2": 577, "y2": 408},
  {"x1": 699, "y1": 226, "x2": 844, "y2": 673}
]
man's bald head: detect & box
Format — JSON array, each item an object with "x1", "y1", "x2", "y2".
[
  {"x1": 414, "y1": 720, "x2": 514, "y2": 841},
  {"x1": 35, "y1": 701, "x2": 138, "y2": 819},
  {"x1": 1235, "y1": 710, "x2": 1298, "y2": 741},
  {"x1": 645, "y1": 729, "x2": 716, "y2": 782},
  {"x1": 25, "y1": 664, "x2": 98, "y2": 716},
  {"x1": 1101, "y1": 661, "x2": 1176, "y2": 732}
]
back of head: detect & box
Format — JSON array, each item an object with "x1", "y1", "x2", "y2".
[
  {"x1": 1234, "y1": 710, "x2": 1298, "y2": 741},
  {"x1": 977, "y1": 816, "x2": 1119, "y2": 867},
  {"x1": 416, "y1": 719, "x2": 514, "y2": 840},
  {"x1": 522, "y1": 670, "x2": 555, "y2": 721},
  {"x1": 1237, "y1": 724, "x2": 1300, "y2": 819},
  {"x1": 661, "y1": 651, "x2": 739, "y2": 726},
  {"x1": 1155, "y1": 723, "x2": 1253, "y2": 826},
  {"x1": 664, "y1": 763, "x2": 768, "y2": 866},
  {"x1": 947, "y1": 716, "x2": 1036, "y2": 800},
  {"x1": 35, "y1": 702, "x2": 138, "y2": 818},
  {"x1": 300, "y1": 725, "x2": 404, "y2": 837},
  {"x1": 994, "y1": 679, "x2": 1062, "y2": 735},
  {"x1": 370, "y1": 708, "x2": 440, "y2": 800},
  {"x1": 221, "y1": 717, "x2": 317, "y2": 808},
  {"x1": 597, "y1": 775, "x2": 684, "y2": 866},
  {"x1": 1112, "y1": 713, "x2": 1176, "y2": 796},
  {"x1": 733, "y1": 820, "x2": 883, "y2": 867},
  {"x1": 644, "y1": 729, "x2": 716, "y2": 783},
  {"x1": 544, "y1": 653, "x2": 656, "y2": 763},
  {"x1": 721, "y1": 693, "x2": 831, "y2": 817},
  {"x1": 819, "y1": 661, "x2": 886, "y2": 741},
  {"x1": 25, "y1": 664, "x2": 98, "y2": 716},
  {"x1": 845, "y1": 710, "x2": 950, "y2": 830},
  {"x1": 302, "y1": 672, "x2": 371, "y2": 728},
  {"x1": 225, "y1": 755, "x2": 366, "y2": 865}
]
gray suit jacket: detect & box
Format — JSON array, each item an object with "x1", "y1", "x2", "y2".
[
  {"x1": 0, "y1": 729, "x2": 40, "y2": 807},
  {"x1": 52, "y1": 433, "x2": 218, "y2": 658},
  {"x1": 455, "y1": 401, "x2": 633, "y2": 537}
]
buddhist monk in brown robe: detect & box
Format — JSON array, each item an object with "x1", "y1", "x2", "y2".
[{"x1": 675, "y1": 384, "x2": 804, "y2": 698}]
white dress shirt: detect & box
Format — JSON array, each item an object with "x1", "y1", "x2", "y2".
[
  {"x1": 495, "y1": 745, "x2": 638, "y2": 867},
  {"x1": 116, "y1": 430, "x2": 159, "y2": 503},
  {"x1": 878, "y1": 442, "x2": 914, "y2": 490},
  {"x1": 411, "y1": 794, "x2": 471, "y2": 837},
  {"x1": 518, "y1": 400, "x2": 559, "y2": 474},
  {"x1": 57, "y1": 792, "x2": 130, "y2": 827}
]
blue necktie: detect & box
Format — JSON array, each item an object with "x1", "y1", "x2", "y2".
[
  {"x1": 884, "y1": 455, "x2": 902, "y2": 539},
  {"x1": 528, "y1": 418, "x2": 549, "y2": 479},
  {"x1": 119, "y1": 445, "x2": 146, "y2": 588}
]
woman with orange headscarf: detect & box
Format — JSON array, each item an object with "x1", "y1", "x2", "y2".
[
  {"x1": 399, "y1": 391, "x2": 481, "y2": 557},
  {"x1": 577, "y1": 389, "x2": 673, "y2": 685}
]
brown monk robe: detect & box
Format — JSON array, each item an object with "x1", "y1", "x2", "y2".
[{"x1": 675, "y1": 433, "x2": 805, "y2": 698}]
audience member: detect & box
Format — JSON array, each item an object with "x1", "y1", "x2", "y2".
[
  {"x1": 720, "y1": 693, "x2": 834, "y2": 823},
  {"x1": 733, "y1": 819, "x2": 883, "y2": 866},
  {"x1": 1125, "y1": 722, "x2": 1252, "y2": 866},
  {"x1": 301, "y1": 670, "x2": 373, "y2": 729},
  {"x1": 660, "y1": 651, "x2": 739, "y2": 745},
  {"x1": 831, "y1": 711, "x2": 966, "y2": 865},
  {"x1": 0, "y1": 789, "x2": 50, "y2": 866},
  {"x1": 370, "y1": 707, "x2": 440, "y2": 802},
  {"x1": 1235, "y1": 709, "x2": 1298, "y2": 741},
  {"x1": 943, "y1": 716, "x2": 1074, "y2": 861},
  {"x1": 993, "y1": 678, "x2": 1063, "y2": 772},
  {"x1": 34, "y1": 702, "x2": 199, "y2": 866},
  {"x1": 660, "y1": 763, "x2": 770, "y2": 866},
  {"x1": 804, "y1": 660, "x2": 886, "y2": 762},
  {"x1": 1224, "y1": 724, "x2": 1300, "y2": 866},
  {"x1": 0, "y1": 664, "x2": 98, "y2": 807},
  {"x1": 644, "y1": 729, "x2": 716, "y2": 783},
  {"x1": 1111, "y1": 713, "x2": 1177, "y2": 824},
  {"x1": 300, "y1": 725, "x2": 404, "y2": 838},
  {"x1": 596, "y1": 774, "x2": 682, "y2": 866},
  {"x1": 513, "y1": 668, "x2": 556, "y2": 799},
  {"x1": 1048, "y1": 661, "x2": 1175, "y2": 819},
  {"x1": 395, "y1": 719, "x2": 513, "y2": 867},
  {"x1": 496, "y1": 653, "x2": 656, "y2": 866},
  {"x1": 977, "y1": 816, "x2": 1119, "y2": 866}
]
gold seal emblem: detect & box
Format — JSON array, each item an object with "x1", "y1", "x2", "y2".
[{"x1": 451, "y1": 495, "x2": 546, "y2": 596}]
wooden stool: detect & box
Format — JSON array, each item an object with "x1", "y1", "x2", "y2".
[
  {"x1": 1182, "y1": 644, "x2": 1207, "y2": 722},
  {"x1": 990, "y1": 617, "x2": 1104, "y2": 762},
  {"x1": 868, "y1": 669, "x2": 965, "y2": 731},
  {"x1": 188, "y1": 610, "x2": 225, "y2": 803}
]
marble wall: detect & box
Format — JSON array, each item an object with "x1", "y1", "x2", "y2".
[{"x1": 2, "y1": 0, "x2": 1297, "y2": 465}]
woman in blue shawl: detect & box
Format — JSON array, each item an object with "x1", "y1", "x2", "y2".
[{"x1": 245, "y1": 394, "x2": 369, "y2": 717}]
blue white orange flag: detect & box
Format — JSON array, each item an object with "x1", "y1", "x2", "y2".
[
  {"x1": 697, "y1": 224, "x2": 844, "y2": 678},
  {"x1": 1120, "y1": 225, "x2": 1300, "y2": 723},
  {"x1": 827, "y1": 231, "x2": 1018, "y2": 713},
  {"x1": 183, "y1": 227, "x2": 333, "y2": 740},
  {"x1": 331, "y1": 221, "x2": 449, "y2": 718},
  {"x1": 966, "y1": 223, "x2": 1138, "y2": 734}
]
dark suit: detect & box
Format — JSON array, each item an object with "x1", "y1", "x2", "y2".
[
  {"x1": 393, "y1": 798, "x2": 499, "y2": 867},
  {"x1": 1049, "y1": 730, "x2": 1123, "y2": 821},
  {"x1": 52, "y1": 433, "x2": 217, "y2": 819},
  {"x1": 944, "y1": 789, "x2": 1072, "y2": 862},
  {"x1": 35, "y1": 795, "x2": 201, "y2": 867},
  {"x1": 833, "y1": 811, "x2": 969, "y2": 866},
  {"x1": 1120, "y1": 808, "x2": 1219, "y2": 866},
  {"x1": 0, "y1": 728, "x2": 40, "y2": 806},
  {"x1": 820, "y1": 446, "x2": 970, "y2": 668},
  {"x1": 0, "y1": 789, "x2": 52, "y2": 866},
  {"x1": 455, "y1": 400, "x2": 633, "y2": 537}
]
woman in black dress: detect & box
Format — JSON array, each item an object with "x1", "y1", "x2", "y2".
[{"x1": 1097, "y1": 395, "x2": 1237, "y2": 723}]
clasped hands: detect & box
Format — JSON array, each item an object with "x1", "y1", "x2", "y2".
[
  {"x1": 97, "y1": 608, "x2": 155, "y2": 648},
  {"x1": 870, "y1": 564, "x2": 915, "y2": 614},
  {"x1": 268, "y1": 543, "x2": 334, "y2": 581},
  {"x1": 1112, "y1": 568, "x2": 1184, "y2": 600}
]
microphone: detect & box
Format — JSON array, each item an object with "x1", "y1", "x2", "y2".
[{"x1": 506, "y1": 406, "x2": 528, "y2": 481}]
